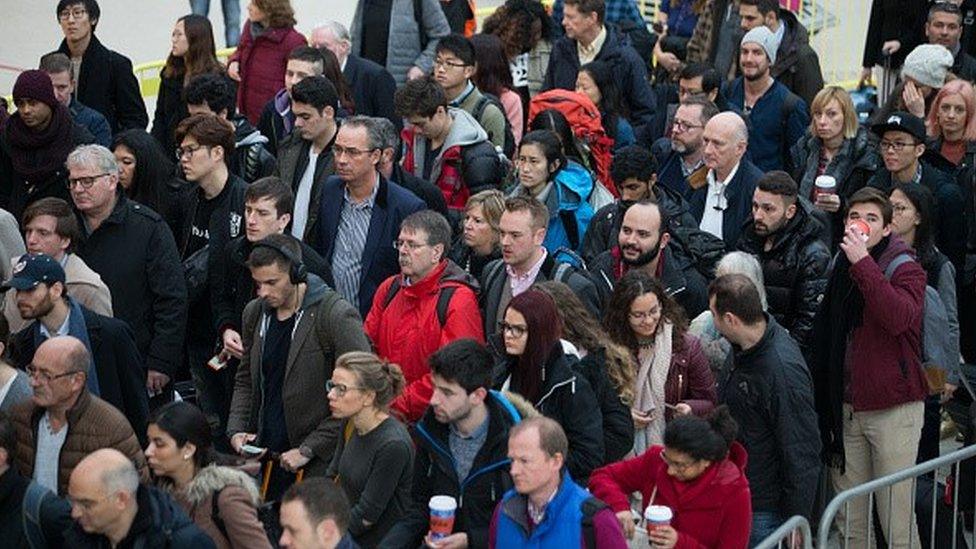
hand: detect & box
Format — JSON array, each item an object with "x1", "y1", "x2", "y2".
[
  {"x1": 615, "y1": 510, "x2": 636, "y2": 540},
  {"x1": 230, "y1": 432, "x2": 257, "y2": 455},
  {"x1": 424, "y1": 532, "x2": 469, "y2": 548},
  {"x1": 943, "y1": 382, "x2": 959, "y2": 403},
  {"x1": 280, "y1": 448, "x2": 311, "y2": 472},
  {"x1": 859, "y1": 67, "x2": 873, "y2": 87},
  {"x1": 649, "y1": 525, "x2": 679, "y2": 548},
  {"x1": 407, "y1": 66, "x2": 426, "y2": 80},
  {"x1": 840, "y1": 224, "x2": 870, "y2": 265},
  {"x1": 902, "y1": 81, "x2": 926, "y2": 118},
  {"x1": 815, "y1": 192, "x2": 842, "y2": 213},
  {"x1": 673, "y1": 403, "x2": 693, "y2": 416},
  {"x1": 228, "y1": 61, "x2": 241, "y2": 82},
  {"x1": 882, "y1": 40, "x2": 902, "y2": 55},
  {"x1": 631, "y1": 408, "x2": 654, "y2": 428},
  {"x1": 657, "y1": 52, "x2": 681, "y2": 73},
  {"x1": 222, "y1": 329, "x2": 244, "y2": 360},
  {"x1": 146, "y1": 370, "x2": 170, "y2": 394}
]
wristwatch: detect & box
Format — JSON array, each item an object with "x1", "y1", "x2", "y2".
[{"x1": 298, "y1": 444, "x2": 314, "y2": 459}]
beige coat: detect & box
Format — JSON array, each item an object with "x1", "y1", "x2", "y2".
[
  {"x1": 3, "y1": 253, "x2": 112, "y2": 332},
  {"x1": 173, "y1": 465, "x2": 271, "y2": 549}
]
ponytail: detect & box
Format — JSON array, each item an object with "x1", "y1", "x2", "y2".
[{"x1": 335, "y1": 352, "x2": 405, "y2": 410}]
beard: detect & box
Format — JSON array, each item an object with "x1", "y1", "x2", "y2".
[
  {"x1": 620, "y1": 240, "x2": 662, "y2": 267},
  {"x1": 743, "y1": 66, "x2": 769, "y2": 82}
]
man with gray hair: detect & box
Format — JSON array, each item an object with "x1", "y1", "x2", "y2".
[
  {"x1": 309, "y1": 21, "x2": 399, "y2": 128},
  {"x1": 374, "y1": 117, "x2": 448, "y2": 218},
  {"x1": 11, "y1": 336, "x2": 147, "y2": 495},
  {"x1": 66, "y1": 144, "x2": 186, "y2": 408},
  {"x1": 64, "y1": 448, "x2": 213, "y2": 547}
]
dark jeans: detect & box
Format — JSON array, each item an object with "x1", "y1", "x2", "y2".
[
  {"x1": 189, "y1": 0, "x2": 240, "y2": 47},
  {"x1": 749, "y1": 511, "x2": 784, "y2": 547}
]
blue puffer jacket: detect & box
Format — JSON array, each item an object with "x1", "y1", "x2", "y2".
[{"x1": 511, "y1": 161, "x2": 595, "y2": 261}]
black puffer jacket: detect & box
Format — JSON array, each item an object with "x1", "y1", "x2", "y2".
[
  {"x1": 930, "y1": 137, "x2": 976, "y2": 285},
  {"x1": 231, "y1": 115, "x2": 276, "y2": 183},
  {"x1": 736, "y1": 200, "x2": 831, "y2": 351},
  {"x1": 575, "y1": 347, "x2": 634, "y2": 463}
]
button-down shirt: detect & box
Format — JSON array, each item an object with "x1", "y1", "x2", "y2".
[
  {"x1": 507, "y1": 248, "x2": 548, "y2": 297},
  {"x1": 332, "y1": 176, "x2": 380, "y2": 305},
  {"x1": 38, "y1": 312, "x2": 71, "y2": 340},
  {"x1": 699, "y1": 162, "x2": 741, "y2": 240},
  {"x1": 577, "y1": 26, "x2": 608, "y2": 65}
]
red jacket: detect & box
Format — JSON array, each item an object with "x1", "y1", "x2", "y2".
[
  {"x1": 589, "y1": 444, "x2": 752, "y2": 549},
  {"x1": 401, "y1": 126, "x2": 468, "y2": 210},
  {"x1": 365, "y1": 260, "x2": 484, "y2": 422},
  {"x1": 230, "y1": 22, "x2": 307, "y2": 124}
]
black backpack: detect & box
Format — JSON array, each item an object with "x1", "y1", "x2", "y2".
[
  {"x1": 668, "y1": 225, "x2": 727, "y2": 280},
  {"x1": 473, "y1": 93, "x2": 517, "y2": 159},
  {"x1": 581, "y1": 496, "x2": 610, "y2": 549},
  {"x1": 381, "y1": 277, "x2": 458, "y2": 327}
]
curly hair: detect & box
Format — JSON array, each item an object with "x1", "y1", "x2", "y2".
[
  {"x1": 482, "y1": 0, "x2": 555, "y2": 60},
  {"x1": 254, "y1": 0, "x2": 297, "y2": 28},
  {"x1": 603, "y1": 270, "x2": 688, "y2": 355}
]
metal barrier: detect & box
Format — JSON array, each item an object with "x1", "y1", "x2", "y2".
[
  {"x1": 817, "y1": 444, "x2": 976, "y2": 548},
  {"x1": 755, "y1": 515, "x2": 814, "y2": 549}
]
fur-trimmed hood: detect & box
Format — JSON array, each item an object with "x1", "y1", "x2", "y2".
[{"x1": 182, "y1": 464, "x2": 261, "y2": 507}]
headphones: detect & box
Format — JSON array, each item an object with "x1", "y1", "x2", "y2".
[{"x1": 252, "y1": 238, "x2": 308, "y2": 284}]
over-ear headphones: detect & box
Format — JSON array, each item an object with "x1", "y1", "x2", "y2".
[{"x1": 252, "y1": 238, "x2": 308, "y2": 284}]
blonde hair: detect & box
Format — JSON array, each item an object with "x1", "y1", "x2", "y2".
[
  {"x1": 465, "y1": 190, "x2": 506, "y2": 231},
  {"x1": 335, "y1": 352, "x2": 405, "y2": 410},
  {"x1": 809, "y1": 86, "x2": 859, "y2": 140}
]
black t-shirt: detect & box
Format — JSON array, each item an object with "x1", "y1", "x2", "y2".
[
  {"x1": 361, "y1": 0, "x2": 394, "y2": 68},
  {"x1": 423, "y1": 145, "x2": 442, "y2": 181},
  {"x1": 261, "y1": 313, "x2": 295, "y2": 452},
  {"x1": 184, "y1": 182, "x2": 230, "y2": 259}
]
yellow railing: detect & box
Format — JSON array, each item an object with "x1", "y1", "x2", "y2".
[{"x1": 133, "y1": 47, "x2": 236, "y2": 98}]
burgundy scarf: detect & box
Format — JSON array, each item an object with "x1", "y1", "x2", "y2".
[{"x1": 3, "y1": 104, "x2": 75, "y2": 185}]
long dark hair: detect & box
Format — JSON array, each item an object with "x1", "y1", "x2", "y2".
[
  {"x1": 529, "y1": 109, "x2": 585, "y2": 166},
  {"x1": 470, "y1": 33, "x2": 515, "y2": 98},
  {"x1": 482, "y1": 0, "x2": 555, "y2": 60},
  {"x1": 505, "y1": 289, "x2": 563, "y2": 403},
  {"x1": 604, "y1": 270, "x2": 688, "y2": 354},
  {"x1": 148, "y1": 401, "x2": 216, "y2": 473},
  {"x1": 112, "y1": 129, "x2": 178, "y2": 212},
  {"x1": 891, "y1": 182, "x2": 938, "y2": 268},
  {"x1": 519, "y1": 129, "x2": 565, "y2": 182},
  {"x1": 579, "y1": 61, "x2": 628, "y2": 138},
  {"x1": 163, "y1": 14, "x2": 223, "y2": 81},
  {"x1": 319, "y1": 47, "x2": 355, "y2": 115}
]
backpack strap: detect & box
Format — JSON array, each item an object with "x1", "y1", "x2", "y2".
[
  {"x1": 883, "y1": 253, "x2": 915, "y2": 280},
  {"x1": 473, "y1": 95, "x2": 491, "y2": 123},
  {"x1": 580, "y1": 496, "x2": 609, "y2": 549},
  {"x1": 435, "y1": 286, "x2": 458, "y2": 327},
  {"x1": 414, "y1": 0, "x2": 428, "y2": 49},
  {"x1": 558, "y1": 210, "x2": 581, "y2": 251},
  {"x1": 313, "y1": 290, "x2": 344, "y2": 353},
  {"x1": 780, "y1": 91, "x2": 801, "y2": 166},
  {"x1": 382, "y1": 277, "x2": 403, "y2": 310},
  {"x1": 553, "y1": 261, "x2": 574, "y2": 284},
  {"x1": 22, "y1": 481, "x2": 53, "y2": 549},
  {"x1": 210, "y1": 488, "x2": 230, "y2": 543}
]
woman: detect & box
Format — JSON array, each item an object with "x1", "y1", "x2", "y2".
[
  {"x1": 0, "y1": 316, "x2": 30, "y2": 412},
  {"x1": 228, "y1": 0, "x2": 307, "y2": 124},
  {"x1": 145, "y1": 401, "x2": 270, "y2": 549},
  {"x1": 448, "y1": 189, "x2": 505, "y2": 279},
  {"x1": 576, "y1": 61, "x2": 635, "y2": 150},
  {"x1": 326, "y1": 352, "x2": 414, "y2": 548},
  {"x1": 321, "y1": 47, "x2": 355, "y2": 117},
  {"x1": 589, "y1": 406, "x2": 751, "y2": 548},
  {"x1": 789, "y1": 86, "x2": 879, "y2": 244},
  {"x1": 471, "y1": 33, "x2": 524, "y2": 142},
  {"x1": 529, "y1": 107, "x2": 617, "y2": 200},
  {"x1": 498, "y1": 289, "x2": 605, "y2": 482},
  {"x1": 535, "y1": 280, "x2": 635, "y2": 463},
  {"x1": 605, "y1": 270, "x2": 716, "y2": 454},
  {"x1": 112, "y1": 129, "x2": 188, "y2": 235},
  {"x1": 482, "y1": 0, "x2": 555, "y2": 109},
  {"x1": 689, "y1": 252, "x2": 768, "y2": 374},
  {"x1": 152, "y1": 14, "x2": 224, "y2": 154}
]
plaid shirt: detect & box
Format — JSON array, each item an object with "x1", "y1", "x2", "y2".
[{"x1": 552, "y1": 0, "x2": 645, "y2": 26}]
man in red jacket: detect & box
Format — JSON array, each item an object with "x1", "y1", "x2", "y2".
[
  {"x1": 812, "y1": 187, "x2": 928, "y2": 549},
  {"x1": 364, "y1": 209, "x2": 484, "y2": 423}
]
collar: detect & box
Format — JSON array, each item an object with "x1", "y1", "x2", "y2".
[
  {"x1": 952, "y1": 42, "x2": 962, "y2": 58},
  {"x1": 707, "y1": 161, "x2": 740, "y2": 187},
  {"x1": 449, "y1": 412, "x2": 490, "y2": 440},
  {"x1": 450, "y1": 81, "x2": 476, "y2": 107},
  {"x1": 770, "y1": 20, "x2": 786, "y2": 56},
  {"x1": 577, "y1": 26, "x2": 607, "y2": 58},
  {"x1": 527, "y1": 484, "x2": 560, "y2": 525},
  {"x1": 506, "y1": 247, "x2": 548, "y2": 282},
  {"x1": 39, "y1": 309, "x2": 71, "y2": 339},
  {"x1": 343, "y1": 173, "x2": 380, "y2": 209},
  {"x1": 680, "y1": 157, "x2": 704, "y2": 176}
]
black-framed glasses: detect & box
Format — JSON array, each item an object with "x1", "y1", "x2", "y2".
[
  {"x1": 879, "y1": 140, "x2": 919, "y2": 152},
  {"x1": 672, "y1": 119, "x2": 704, "y2": 132},
  {"x1": 175, "y1": 144, "x2": 210, "y2": 161},
  {"x1": 326, "y1": 380, "x2": 364, "y2": 396},
  {"x1": 67, "y1": 173, "x2": 111, "y2": 189},
  {"x1": 433, "y1": 58, "x2": 468, "y2": 70},
  {"x1": 497, "y1": 321, "x2": 527, "y2": 338},
  {"x1": 26, "y1": 365, "x2": 82, "y2": 383},
  {"x1": 58, "y1": 8, "x2": 88, "y2": 21},
  {"x1": 333, "y1": 145, "x2": 378, "y2": 158}
]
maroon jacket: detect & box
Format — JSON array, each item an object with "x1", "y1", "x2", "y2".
[
  {"x1": 230, "y1": 22, "x2": 307, "y2": 124},
  {"x1": 656, "y1": 333, "x2": 718, "y2": 419}
]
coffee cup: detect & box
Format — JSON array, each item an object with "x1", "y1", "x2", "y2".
[
  {"x1": 814, "y1": 175, "x2": 837, "y2": 199},
  {"x1": 644, "y1": 505, "x2": 673, "y2": 536},
  {"x1": 848, "y1": 219, "x2": 871, "y2": 242},
  {"x1": 429, "y1": 495, "x2": 457, "y2": 541}
]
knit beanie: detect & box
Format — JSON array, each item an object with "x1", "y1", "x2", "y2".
[
  {"x1": 12, "y1": 70, "x2": 59, "y2": 110},
  {"x1": 741, "y1": 26, "x2": 777, "y2": 65},
  {"x1": 901, "y1": 44, "x2": 954, "y2": 89}
]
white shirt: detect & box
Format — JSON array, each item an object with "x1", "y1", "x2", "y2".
[
  {"x1": 291, "y1": 148, "x2": 318, "y2": 239},
  {"x1": 699, "y1": 162, "x2": 741, "y2": 240}
]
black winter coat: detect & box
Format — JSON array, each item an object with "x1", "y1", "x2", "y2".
[
  {"x1": 736, "y1": 201, "x2": 831, "y2": 352},
  {"x1": 717, "y1": 315, "x2": 821, "y2": 519},
  {"x1": 274, "y1": 131, "x2": 336, "y2": 246},
  {"x1": 861, "y1": 0, "x2": 929, "y2": 70},
  {"x1": 770, "y1": 10, "x2": 824, "y2": 107},
  {"x1": 930, "y1": 137, "x2": 976, "y2": 284},
  {"x1": 590, "y1": 246, "x2": 709, "y2": 318},
  {"x1": 343, "y1": 55, "x2": 400, "y2": 129},
  {"x1": 231, "y1": 115, "x2": 276, "y2": 183},
  {"x1": 150, "y1": 72, "x2": 187, "y2": 155},
  {"x1": 576, "y1": 347, "x2": 635, "y2": 463},
  {"x1": 55, "y1": 36, "x2": 149, "y2": 133},
  {"x1": 448, "y1": 240, "x2": 501, "y2": 281},
  {"x1": 0, "y1": 468, "x2": 71, "y2": 548},
  {"x1": 390, "y1": 163, "x2": 449, "y2": 220}
]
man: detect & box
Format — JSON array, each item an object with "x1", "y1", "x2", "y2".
[
  {"x1": 311, "y1": 21, "x2": 400, "y2": 128},
  {"x1": 228, "y1": 234, "x2": 370, "y2": 491},
  {"x1": 6, "y1": 254, "x2": 148, "y2": 445},
  {"x1": 543, "y1": 0, "x2": 656, "y2": 135},
  {"x1": 350, "y1": 0, "x2": 451, "y2": 86},
  {"x1": 867, "y1": 112, "x2": 967, "y2": 274},
  {"x1": 365, "y1": 210, "x2": 483, "y2": 423},
  {"x1": 812, "y1": 187, "x2": 929, "y2": 548},
  {"x1": 654, "y1": 97, "x2": 720, "y2": 197},
  {"x1": 677, "y1": 63, "x2": 722, "y2": 105},
  {"x1": 925, "y1": 2, "x2": 976, "y2": 82},
  {"x1": 315, "y1": 116, "x2": 427, "y2": 316},
  {"x1": 3, "y1": 198, "x2": 111, "y2": 332},
  {"x1": 52, "y1": 0, "x2": 148, "y2": 132},
  {"x1": 686, "y1": 0, "x2": 743, "y2": 80},
  {"x1": 64, "y1": 448, "x2": 213, "y2": 547},
  {"x1": 0, "y1": 70, "x2": 95, "y2": 221},
  {"x1": 395, "y1": 77, "x2": 504, "y2": 214},
  {"x1": 433, "y1": 34, "x2": 509, "y2": 153},
  {"x1": 737, "y1": 0, "x2": 824, "y2": 105},
  {"x1": 67, "y1": 145, "x2": 187, "y2": 405},
  {"x1": 11, "y1": 336, "x2": 148, "y2": 495},
  {"x1": 257, "y1": 46, "x2": 326, "y2": 156},
  {"x1": 736, "y1": 171, "x2": 830, "y2": 353},
  {"x1": 374, "y1": 117, "x2": 450, "y2": 218},
  {"x1": 550, "y1": 0, "x2": 646, "y2": 27},
  {"x1": 590, "y1": 200, "x2": 709, "y2": 317},
  {"x1": 39, "y1": 52, "x2": 111, "y2": 147},
  {"x1": 184, "y1": 73, "x2": 276, "y2": 184},
  {"x1": 647, "y1": 62, "x2": 724, "y2": 146},
  {"x1": 711, "y1": 274, "x2": 821, "y2": 544},
  {"x1": 382, "y1": 339, "x2": 519, "y2": 549},
  {"x1": 479, "y1": 197, "x2": 601, "y2": 337},
  {"x1": 275, "y1": 76, "x2": 339, "y2": 245},
  {"x1": 279, "y1": 478, "x2": 357, "y2": 549},
  {"x1": 689, "y1": 111, "x2": 763, "y2": 249},
  {"x1": 488, "y1": 417, "x2": 627, "y2": 548},
  {"x1": 724, "y1": 26, "x2": 810, "y2": 172}
]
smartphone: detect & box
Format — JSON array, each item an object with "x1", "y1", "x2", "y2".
[{"x1": 241, "y1": 444, "x2": 266, "y2": 456}]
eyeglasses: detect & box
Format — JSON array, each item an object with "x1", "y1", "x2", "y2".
[
  {"x1": 879, "y1": 140, "x2": 918, "y2": 152},
  {"x1": 628, "y1": 306, "x2": 661, "y2": 321},
  {"x1": 393, "y1": 239, "x2": 429, "y2": 251},
  {"x1": 672, "y1": 119, "x2": 704, "y2": 132},
  {"x1": 660, "y1": 451, "x2": 698, "y2": 471},
  {"x1": 58, "y1": 8, "x2": 88, "y2": 21},
  {"x1": 175, "y1": 144, "x2": 210, "y2": 161},
  {"x1": 333, "y1": 145, "x2": 377, "y2": 159},
  {"x1": 433, "y1": 58, "x2": 468, "y2": 70},
  {"x1": 67, "y1": 173, "x2": 111, "y2": 189},
  {"x1": 326, "y1": 380, "x2": 364, "y2": 396},
  {"x1": 26, "y1": 365, "x2": 82, "y2": 383},
  {"x1": 497, "y1": 321, "x2": 527, "y2": 338}
]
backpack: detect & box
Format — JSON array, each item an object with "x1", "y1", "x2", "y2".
[
  {"x1": 581, "y1": 496, "x2": 610, "y2": 549},
  {"x1": 473, "y1": 93, "x2": 517, "y2": 160},
  {"x1": 668, "y1": 225, "x2": 727, "y2": 280},
  {"x1": 528, "y1": 90, "x2": 616, "y2": 197},
  {"x1": 884, "y1": 253, "x2": 955, "y2": 392},
  {"x1": 381, "y1": 276, "x2": 459, "y2": 327},
  {"x1": 482, "y1": 257, "x2": 577, "y2": 300},
  {"x1": 615, "y1": 20, "x2": 655, "y2": 73}
]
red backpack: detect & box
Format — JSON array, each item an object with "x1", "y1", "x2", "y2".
[{"x1": 527, "y1": 89, "x2": 617, "y2": 197}]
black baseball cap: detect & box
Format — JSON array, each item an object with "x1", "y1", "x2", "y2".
[
  {"x1": 871, "y1": 111, "x2": 927, "y2": 142},
  {"x1": 2, "y1": 253, "x2": 66, "y2": 291}
]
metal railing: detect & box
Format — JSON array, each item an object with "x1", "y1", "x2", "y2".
[{"x1": 754, "y1": 515, "x2": 814, "y2": 549}]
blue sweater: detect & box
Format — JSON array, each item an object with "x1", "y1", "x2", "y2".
[{"x1": 725, "y1": 78, "x2": 809, "y2": 172}]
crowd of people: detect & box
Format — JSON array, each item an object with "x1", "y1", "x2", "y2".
[{"x1": 0, "y1": 0, "x2": 975, "y2": 547}]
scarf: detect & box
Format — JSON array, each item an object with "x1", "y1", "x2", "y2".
[
  {"x1": 3, "y1": 105, "x2": 75, "y2": 186},
  {"x1": 32, "y1": 297, "x2": 99, "y2": 396},
  {"x1": 633, "y1": 321, "x2": 673, "y2": 455}
]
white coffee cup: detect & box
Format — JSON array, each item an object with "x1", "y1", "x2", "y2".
[
  {"x1": 429, "y1": 496, "x2": 458, "y2": 541},
  {"x1": 814, "y1": 175, "x2": 837, "y2": 198},
  {"x1": 644, "y1": 505, "x2": 673, "y2": 535}
]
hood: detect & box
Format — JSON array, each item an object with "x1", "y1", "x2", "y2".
[
  {"x1": 502, "y1": 390, "x2": 540, "y2": 419},
  {"x1": 402, "y1": 259, "x2": 481, "y2": 298},
  {"x1": 250, "y1": 22, "x2": 294, "y2": 44},
  {"x1": 727, "y1": 441, "x2": 748, "y2": 472},
  {"x1": 553, "y1": 161, "x2": 594, "y2": 208},
  {"x1": 233, "y1": 115, "x2": 269, "y2": 147},
  {"x1": 259, "y1": 272, "x2": 328, "y2": 316},
  {"x1": 182, "y1": 464, "x2": 261, "y2": 507},
  {"x1": 444, "y1": 108, "x2": 489, "y2": 150},
  {"x1": 779, "y1": 9, "x2": 811, "y2": 49}
]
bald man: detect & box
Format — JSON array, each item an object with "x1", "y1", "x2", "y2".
[
  {"x1": 65, "y1": 448, "x2": 214, "y2": 547},
  {"x1": 11, "y1": 336, "x2": 147, "y2": 495},
  {"x1": 689, "y1": 112, "x2": 764, "y2": 249}
]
